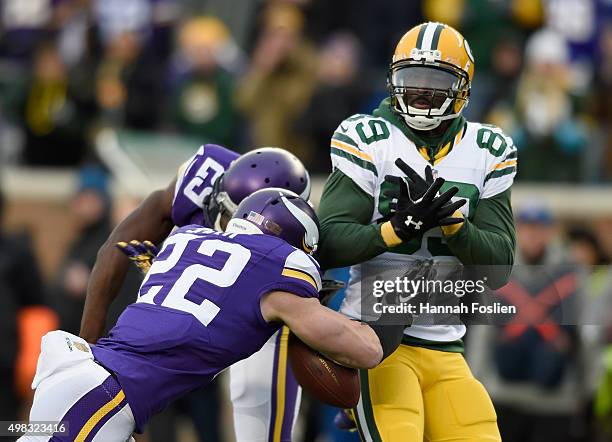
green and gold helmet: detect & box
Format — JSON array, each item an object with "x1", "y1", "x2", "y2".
[{"x1": 389, "y1": 22, "x2": 475, "y2": 131}]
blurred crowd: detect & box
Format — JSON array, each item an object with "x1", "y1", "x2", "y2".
[
  {"x1": 466, "y1": 203, "x2": 612, "y2": 442},
  {"x1": 2, "y1": 0, "x2": 612, "y2": 441},
  {"x1": 0, "y1": 0, "x2": 610, "y2": 179}
]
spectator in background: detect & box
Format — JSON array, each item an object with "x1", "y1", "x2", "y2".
[
  {"x1": 474, "y1": 32, "x2": 524, "y2": 124},
  {"x1": 0, "y1": 191, "x2": 57, "y2": 419},
  {"x1": 12, "y1": 42, "x2": 89, "y2": 166},
  {"x1": 567, "y1": 226, "x2": 611, "y2": 311},
  {"x1": 543, "y1": 0, "x2": 612, "y2": 95},
  {"x1": 51, "y1": 166, "x2": 112, "y2": 334},
  {"x1": 592, "y1": 24, "x2": 612, "y2": 181},
  {"x1": 0, "y1": 0, "x2": 54, "y2": 61},
  {"x1": 304, "y1": 0, "x2": 424, "y2": 70},
  {"x1": 95, "y1": 30, "x2": 164, "y2": 130},
  {"x1": 92, "y1": 0, "x2": 179, "y2": 64},
  {"x1": 92, "y1": 0, "x2": 153, "y2": 47},
  {"x1": 512, "y1": 30, "x2": 588, "y2": 182},
  {"x1": 236, "y1": 2, "x2": 317, "y2": 160},
  {"x1": 167, "y1": 16, "x2": 239, "y2": 147},
  {"x1": 294, "y1": 31, "x2": 368, "y2": 173},
  {"x1": 566, "y1": 226, "x2": 612, "y2": 441},
  {"x1": 468, "y1": 204, "x2": 585, "y2": 442}
]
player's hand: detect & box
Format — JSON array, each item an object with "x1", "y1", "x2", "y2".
[
  {"x1": 319, "y1": 279, "x2": 346, "y2": 306},
  {"x1": 393, "y1": 158, "x2": 435, "y2": 201},
  {"x1": 116, "y1": 240, "x2": 159, "y2": 275},
  {"x1": 334, "y1": 409, "x2": 357, "y2": 432},
  {"x1": 383, "y1": 169, "x2": 466, "y2": 242}
]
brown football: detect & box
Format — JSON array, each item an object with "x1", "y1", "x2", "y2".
[{"x1": 288, "y1": 333, "x2": 360, "y2": 408}]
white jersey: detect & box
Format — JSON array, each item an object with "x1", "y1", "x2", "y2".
[{"x1": 332, "y1": 112, "x2": 517, "y2": 342}]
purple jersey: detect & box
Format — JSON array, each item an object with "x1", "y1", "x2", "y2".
[
  {"x1": 172, "y1": 144, "x2": 239, "y2": 227},
  {"x1": 92, "y1": 226, "x2": 321, "y2": 432}
]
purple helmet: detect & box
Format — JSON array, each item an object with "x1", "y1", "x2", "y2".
[
  {"x1": 204, "y1": 147, "x2": 311, "y2": 229},
  {"x1": 226, "y1": 188, "x2": 319, "y2": 254}
]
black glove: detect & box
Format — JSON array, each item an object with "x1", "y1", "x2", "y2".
[
  {"x1": 393, "y1": 158, "x2": 435, "y2": 201},
  {"x1": 383, "y1": 165, "x2": 466, "y2": 242},
  {"x1": 319, "y1": 279, "x2": 346, "y2": 306}
]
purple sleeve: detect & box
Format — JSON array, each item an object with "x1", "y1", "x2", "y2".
[
  {"x1": 267, "y1": 244, "x2": 322, "y2": 300},
  {"x1": 171, "y1": 144, "x2": 240, "y2": 227}
]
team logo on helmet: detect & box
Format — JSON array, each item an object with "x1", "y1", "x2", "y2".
[
  {"x1": 280, "y1": 194, "x2": 319, "y2": 253},
  {"x1": 227, "y1": 188, "x2": 319, "y2": 254}
]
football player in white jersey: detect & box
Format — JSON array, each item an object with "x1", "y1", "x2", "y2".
[{"x1": 316, "y1": 22, "x2": 517, "y2": 441}]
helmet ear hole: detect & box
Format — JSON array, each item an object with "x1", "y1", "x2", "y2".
[{"x1": 264, "y1": 178, "x2": 270, "y2": 183}]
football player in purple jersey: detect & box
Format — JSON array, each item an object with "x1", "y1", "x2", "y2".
[
  {"x1": 81, "y1": 146, "x2": 310, "y2": 343},
  {"x1": 80, "y1": 145, "x2": 316, "y2": 442},
  {"x1": 20, "y1": 190, "x2": 390, "y2": 442}
]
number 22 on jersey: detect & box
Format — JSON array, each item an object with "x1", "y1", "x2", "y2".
[{"x1": 137, "y1": 229, "x2": 251, "y2": 326}]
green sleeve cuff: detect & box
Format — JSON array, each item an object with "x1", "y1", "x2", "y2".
[{"x1": 316, "y1": 170, "x2": 389, "y2": 270}]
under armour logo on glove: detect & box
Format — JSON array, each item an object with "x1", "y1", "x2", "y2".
[{"x1": 404, "y1": 216, "x2": 423, "y2": 230}]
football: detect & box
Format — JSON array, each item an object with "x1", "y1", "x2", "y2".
[{"x1": 288, "y1": 333, "x2": 360, "y2": 408}]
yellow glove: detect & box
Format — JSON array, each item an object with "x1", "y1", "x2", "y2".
[{"x1": 116, "y1": 240, "x2": 159, "y2": 275}]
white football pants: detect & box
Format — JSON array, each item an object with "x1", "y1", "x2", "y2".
[
  {"x1": 17, "y1": 331, "x2": 135, "y2": 442},
  {"x1": 230, "y1": 326, "x2": 302, "y2": 442}
]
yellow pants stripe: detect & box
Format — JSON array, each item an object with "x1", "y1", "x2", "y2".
[
  {"x1": 272, "y1": 327, "x2": 290, "y2": 442},
  {"x1": 75, "y1": 390, "x2": 126, "y2": 442}
]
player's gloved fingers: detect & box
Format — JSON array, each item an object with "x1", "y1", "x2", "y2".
[
  {"x1": 384, "y1": 197, "x2": 401, "y2": 212},
  {"x1": 116, "y1": 241, "x2": 130, "y2": 254},
  {"x1": 382, "y1": 189, "x2": 404, "y2": 209},
  {"x1": 446, "y1": 198, "x2": 467, "y2": 213},
  {"x1": 383, "y1": 175, "x2": 410, "y2": 198},
  {"x1": 320, "y1": 279, "x2": 346, "y2": 306},
  {"x1": 421, "y1": 177, "x2": 446, "y2": 202},
  {"x1": 129, "y1": 240, "x2": 149, "y2": 255},
  {"x1": 438, "y1": 216, "x2": 465, "y2": 226},
  {"x1": 424, "y1": 165, "x2": 434, "y2": 184},
  {"x1": 142, "y1": 240, "x2": 159, "y2": 257},
  {"x1": 116, "y1": 242, "x2": 139, "y2": 258},
  {"x1": 436, "y1": 199, "x2": 466, "y2": 218},
  {"x1": 383, "y1": 174, "x2": 402, "y2": 185},
  {"x1": 430, "y1": 186, "x2": 460, "y2": 210},
  {"x1": 382, "y1": 187, "x2": 401, "y2": 199},
  {"x1": 394, "y1": 158, "x2": 424, "y2": 186}
]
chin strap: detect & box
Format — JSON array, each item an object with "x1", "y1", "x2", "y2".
[{"x1": 403, "y1": 114, "x2": 443, "y2": 131}]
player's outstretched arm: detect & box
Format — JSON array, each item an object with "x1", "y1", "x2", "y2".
[
  {"x1": 261, "y1": 291, "x2": 383, "y2": 369},
  {"x1": 79, "y1": 180, "x2": 176, "y2": 343}
]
